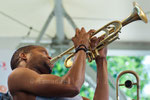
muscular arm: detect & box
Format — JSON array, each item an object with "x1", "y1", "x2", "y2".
[
  {"x1": 93, "y1": 57, "x2": 109, "y2": 100},
  {"x1": 64, "y1": 50, "x2": 86, "y2": 90},
  {"x1": 90, "y1": 37, "x2": 109, "y2": 100},
  {"x1": 8, "y1": 50, "x2": 86, "y2": 97},
  {"x1": 8, "y1": 28, "x2": 91, "y2": 98}
]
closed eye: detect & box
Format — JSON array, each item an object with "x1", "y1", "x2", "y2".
[{"x1": 39, "y1": 50, "x2": 48, "y2": 55}]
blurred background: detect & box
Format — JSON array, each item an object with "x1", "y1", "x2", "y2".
[{"x1": 0, "y1": 0, "x2": 150, "y2": 99}]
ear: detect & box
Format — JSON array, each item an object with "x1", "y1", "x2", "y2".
[{"x1": 19, "y1": 53, "x2": 27, "y2": 60}]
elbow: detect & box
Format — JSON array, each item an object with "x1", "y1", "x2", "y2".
[
  {"x1": 70, "y1": 80, "x2": 84, "y2": 97},
  {"x1": 61, "y1": 76, "x2": 83, "y2": 97},
  {"x1": 67, "y1": 84, "x2": 80, "y2": 97},
  {"x1": 72, "y1": 80, "x2": 83, "y2": 96},
  {"x1": 73, "y1": 85, "x2": 80, "y2": 95}
]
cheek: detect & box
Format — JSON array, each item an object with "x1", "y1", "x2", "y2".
[
  {"x1": 36, "y1": 56, "x2": 48, "y2": 66},
  {"x1": 28, "y1": 55, "x2": 41, "y2": 64},
  {"x1": 28, "y1": 53, "x2": 48, "y2": 64}
]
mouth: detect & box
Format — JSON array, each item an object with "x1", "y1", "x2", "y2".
[
  {"x1": 48, "y1": 59, "x2": 54, "y2": 68},
  {"x1": 45, "y1": 61, "x2": 54, "y2": 73},
  {"x1": 50, "y1": 64, "x2": 54, "y2": 68},
  {"x1": 39, "y1": 58, "x2": 54, "y2": 74}
]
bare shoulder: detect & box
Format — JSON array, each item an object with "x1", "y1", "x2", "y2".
[
  {"x1": 8, "y1": 67, "x2": 59, "y2": 86},
  {"x1": 9, "y1": 68, "x2": 38, "y2": 77},
  {"x1": 9, "y1": 67, "x2": 35, "y2": 75},
  {"x1": 8, "y1": 68, "x2": 38, "y2": 91},
  {"x1": 8, "y1": 68, "x2": 60, "y2": 92},
  {"x1": 8, "y1": 68, "x2": 39, "y2": 83},
  {"x1": 82, "y1": 96, "x2": 90, "y2": 100}
]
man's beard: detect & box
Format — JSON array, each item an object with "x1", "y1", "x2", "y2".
[
  {"x1": 27, "y1": 56, "x2": 52, "y2": 74},
  {"x1": 43, "y1": 61, "x2": 52, "y2": 74}
]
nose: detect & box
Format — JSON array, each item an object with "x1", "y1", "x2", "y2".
[{"x1": 48, "y1": 56, "x2": 52, "y2": 60}]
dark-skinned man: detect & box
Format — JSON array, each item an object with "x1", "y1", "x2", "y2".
[{"x1": 8, "y1": 27, "x2": 108, "y2": 100}]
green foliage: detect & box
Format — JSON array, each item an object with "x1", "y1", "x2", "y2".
[
  {"x1": 51, "y1": 56, "x2": 149, "y2": 100},
  {"x1": 52, "y1": 60, "x2": 69, "y2": 76},
  {"x1": 107, "y1": 56, "x2": 149, "y2": 100},
  {"x1": 51, "y1": 60, "x2": 94, "y2": 99},
  {"x1": 80, "y1": 82, "x2": 94, "y2": 100}
]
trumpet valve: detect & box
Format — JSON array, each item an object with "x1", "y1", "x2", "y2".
[
  {"x1": 93, "y1": 49, "x2": 100, "y2": 58},
  {"x1": 87, "y1": 51, "x2": 94, "y2": 62}
]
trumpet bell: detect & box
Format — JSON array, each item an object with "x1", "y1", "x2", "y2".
[
  {"x1": 122, "y1": 2, "x2": 148, "y2": 26},
  {"x1": 133, "y1": 2, "x2": 148, "y2": 23}
]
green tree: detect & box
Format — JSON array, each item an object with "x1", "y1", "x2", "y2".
[
  {"x1": 106, "y1": 56, "x2": 149, "y2": 100},
  {"x1": 88, "y1": 56, "x2": 149, "y2": 99},
  {"x1": 52, "y1": 60, "x2": 94, "y2": 99},
  {"x1": 52, "y1": 56, "x2": 149, "y2": 100}
]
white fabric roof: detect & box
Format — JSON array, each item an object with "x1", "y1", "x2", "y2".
[{"x1": 0, "y1": 0, "x2": 150, "y2": 55}]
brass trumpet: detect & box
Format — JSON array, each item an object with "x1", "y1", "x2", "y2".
[
  {"x1": 50, "y1": 2, "x2": 148, "y2": 68},
  {"x1": 116, "y1": 70, "x2": 140, "y2": 100}
]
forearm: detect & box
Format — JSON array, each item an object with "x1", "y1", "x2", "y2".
[
  {"x1": 62, "y1": 50, "x2": 86, "y2": 89},
  {"x1": 58, "y1": 27, "x2": 90, "y2": 93},
  {"x1": 94, "y1": 57, "x2": 109, "y2": 100}
]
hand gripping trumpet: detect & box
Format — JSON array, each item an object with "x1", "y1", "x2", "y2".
[{"x1": 50, "y1": 2, "x2": 148, "y2": 68}]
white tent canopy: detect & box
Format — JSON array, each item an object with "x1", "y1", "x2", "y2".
[{"x1": 0, "y1": 0, "x2": 150, "y2": 56}]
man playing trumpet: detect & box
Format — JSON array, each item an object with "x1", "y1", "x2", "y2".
[{"x1": 8, "y1": 27, "x2": 109, "y2": 100}]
